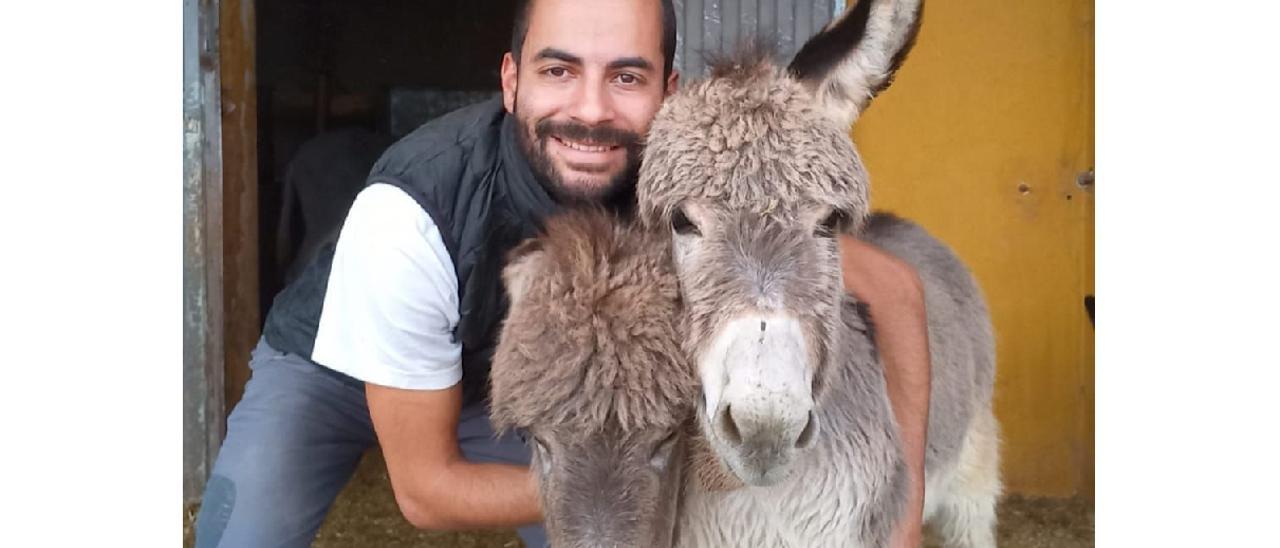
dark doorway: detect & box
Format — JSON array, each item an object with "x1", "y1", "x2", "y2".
[
  {"x1": 258, "y1": 0, "x2": 518, "y2": 309},
  {"x1": 240, "y1": 0, "x2": 518, "y2": 406}
]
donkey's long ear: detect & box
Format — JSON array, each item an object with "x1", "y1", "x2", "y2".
[{"x1": 787, "y1": 0, "x2": 924, "y2": 128}]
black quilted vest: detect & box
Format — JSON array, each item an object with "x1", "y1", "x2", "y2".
[{"x1": 262, "y1": 97, "x2": 558, "y2": 404}]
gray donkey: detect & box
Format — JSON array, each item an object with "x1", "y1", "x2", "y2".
[
  {"x1": 492, "y1": 209, "x2": 697, "y2": 548},
  {"x1": 492, "y1": 0, "x2": 1000, "y2": 546}
]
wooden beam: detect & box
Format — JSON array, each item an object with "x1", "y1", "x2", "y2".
[{"x1": 220, "y1": 0, "x2": 259, "y2": 411}]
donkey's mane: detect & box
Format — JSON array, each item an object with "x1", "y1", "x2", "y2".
[
  {"x1": 702, "y1": 39, "x2": 780, "y2": 82},
  {"x1": 490, "y1": 209, "x2": 697, "y2": 440}
]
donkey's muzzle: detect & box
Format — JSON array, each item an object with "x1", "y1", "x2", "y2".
[
  {"x1": 699, "y1": 314, "x2": 819, "y2": 486},
  {"x1": 710, "y1": 398, "x2": 817, "y2": 486}
]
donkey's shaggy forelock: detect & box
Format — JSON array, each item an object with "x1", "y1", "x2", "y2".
[
  {"x1": 490, "y1": 209, "x2": 697, "y2": 441},
  {"x1": 637, "y1": 42, "x2": 871, "y2": 232}
]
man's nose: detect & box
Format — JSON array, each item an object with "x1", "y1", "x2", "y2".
[{"x1": 568, "y1": 79, "x2": 616, "y2": 127}]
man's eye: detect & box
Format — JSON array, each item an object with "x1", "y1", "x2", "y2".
[
  {"x1": 545, "y1": 67, "x2": 568, "y2": 78},
  {"x1": 616, "y1": 73, "x2": 640, "y2": 85}
]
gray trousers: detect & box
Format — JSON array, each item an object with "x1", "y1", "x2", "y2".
[{"x1": 194, "y1": 337, "x2": 547, "y2": 547}]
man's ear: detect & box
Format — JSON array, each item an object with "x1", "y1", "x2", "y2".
[
  {"x1": 501, "y1": 52, "x2": 518, "y2": 113},
  {"x1": 664, "y1": 70, "x2": 680, "y2": 97}
]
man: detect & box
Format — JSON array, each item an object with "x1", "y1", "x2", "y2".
[{"x1": 194, "y1": 0, "x2": 931, "y2": 546}]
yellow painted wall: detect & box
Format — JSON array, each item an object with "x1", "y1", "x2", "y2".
[{"x1": 851, "y1": 0, "x2": 1094, "y2": 497}]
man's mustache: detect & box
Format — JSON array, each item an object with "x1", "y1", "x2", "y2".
[{"x1": 535, "y1": 119, "x2": 641, "y2": 148}]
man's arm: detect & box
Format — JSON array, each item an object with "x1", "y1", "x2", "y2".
[
  {"x1": 839, "y1": 235, "x2": 931, "y2": 548},
  {"x1": 310, "y1": 183, "x2": 540, "y2": 531},
  {"x1": 367, "y1": 381, "x2": 542, "y2": 530}
]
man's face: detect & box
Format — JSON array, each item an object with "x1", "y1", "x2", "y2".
[{"x1": 501, "y1": 0, "x2": 677, "y2": 203}]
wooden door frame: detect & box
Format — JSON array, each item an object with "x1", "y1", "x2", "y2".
[
  {"x1": 219, "y1": 0, "x2": 259, "y2": 415},
  {"x1": 183, "y1": 0, "x2": 227, "y2": 504},
  {"x1": 183, "y1": 0, "x2": 258, "y2": 504}
]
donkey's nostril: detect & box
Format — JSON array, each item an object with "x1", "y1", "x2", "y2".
[
  {"x1": 795, "y1": 410, "x2": 819, "y2": 449},
  {"x1": 718, "y1": 405, "x2": 742, "y2": 444}
]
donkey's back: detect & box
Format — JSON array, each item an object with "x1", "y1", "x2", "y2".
[{"x1": 862, "y1": 212, "x2": 1001, "y2": 547}]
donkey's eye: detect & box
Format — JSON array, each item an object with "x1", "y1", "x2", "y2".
[
  {"x1": 650, "y1": 431, "x2": 679, "y2": 470},
  {"x1": 532, "y1": 436, "x2": 551, "y2": 457},
  {"x1": 671, "y1": 208, "x2": 701, "y2": 236},
  {"x1": 816, "y1": 210, "x2": 849, "y2": 237},
  {"x1": 532, "y1": 436, "x2": 553, "y2": 474}
]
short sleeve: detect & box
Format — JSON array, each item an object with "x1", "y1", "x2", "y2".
[{"x1": 311, "y1": 183, "x2": 462, "y2": 390}]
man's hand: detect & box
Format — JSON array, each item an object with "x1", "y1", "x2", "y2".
[
  {"x1": 366, "y1": 382, "x2": 542, "y2": 530},
  {"x1": 839, "y1": 235, "x2": 931, "y2": 548}
]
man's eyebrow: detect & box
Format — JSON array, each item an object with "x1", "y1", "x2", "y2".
[
  {"x1": 532, "y1": 48, "x2": 655, "y2": 73},
  {"x1": 533, "y1": 47, "x2": 582, "y2": 65},
  {"x1": 606, "y1": 56, "x2": 655, "y2": 72}
]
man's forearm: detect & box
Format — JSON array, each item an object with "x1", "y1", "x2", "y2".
[
  {"x1": 367, "y1": 382, "x2": 543, "y2": 531},
  {"x1": 838, "y1": 236, "x2": 931, "y2": 547},
  {"x1": 401, "y1": 458, "x2": 541, "y2": 531},
  {"x1": 873, "y1": 293, "x2": 931, "y2": 547}
]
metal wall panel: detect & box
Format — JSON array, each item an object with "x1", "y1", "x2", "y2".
[
  {"x1": 757, "y1": 0, "x2": 775, "y2": 41},
  {"x1": 673, "y1": 0, "x2": 843, "y2": 77},
  {"x1": 703, "y1": 0, "x2": 721, "y2": 65}
]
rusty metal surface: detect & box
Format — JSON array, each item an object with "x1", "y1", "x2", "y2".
[{"x1": 183, "y1": 0, "x2": 226, "y2": 504}]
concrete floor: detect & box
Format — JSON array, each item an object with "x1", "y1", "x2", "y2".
[{"x1": 185, "y1": 450, "x2": 1093, "y2": 547}]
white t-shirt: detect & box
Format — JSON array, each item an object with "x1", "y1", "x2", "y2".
[{"x1": 311, "y1": 183, "x2": 463, "y2": 390}]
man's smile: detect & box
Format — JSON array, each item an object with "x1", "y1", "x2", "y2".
[{"x1": 548, "y1": 135, "x2": 625, "y2": 168}]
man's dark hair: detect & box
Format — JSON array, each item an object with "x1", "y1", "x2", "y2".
[{"x1": 510, "y1": 0, "x2": 679, "y2": 79}]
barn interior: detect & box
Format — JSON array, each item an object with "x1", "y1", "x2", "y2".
[
  {"x1": 256, "y1": 0, "x2": 515, "y2": 318},
  {"x1": 184, "y1": 0, "x2": 1095, "y2": 546}
]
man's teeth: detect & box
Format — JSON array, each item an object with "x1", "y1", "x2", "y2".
[{"x1": 558, "y1": 138, "x2": 613, "y2": 153}]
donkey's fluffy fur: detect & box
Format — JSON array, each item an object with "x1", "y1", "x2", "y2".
[
  {"x1": 638, "y1": 45, "x2": 871, "y2": 232},
  {"x1": 490, "y1": 209, "x2": 697, "y2": 440}
]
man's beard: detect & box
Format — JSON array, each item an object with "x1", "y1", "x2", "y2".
[{"x1": 514, "y1": 107, "x2": 642, "y2": 211}]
